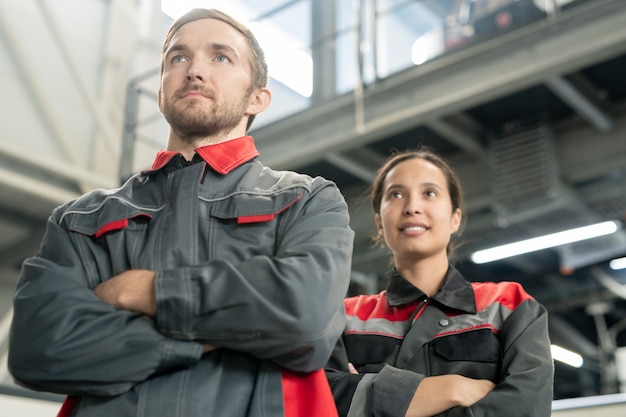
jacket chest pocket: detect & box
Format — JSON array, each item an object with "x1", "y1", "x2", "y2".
[
  {"x1": 429, "y1": 328, "x2": 502, "y2": 382},
  {"x1": 204, "y1": 190, "x2": 302, "y2": 260},
  {"x1": 65, "y1": 200, "x2": 158, "y2": 284}
]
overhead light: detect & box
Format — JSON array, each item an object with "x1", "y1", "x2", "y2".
[
  {"x1": 609, "y1": 256, "x2": 626, "y2": 270},
  {"x1": 551, "y1": 345, "x2": 584, "y2": 368},
  {"x1": 471, "y1": 220, "x2": 621, "y2": 264}
]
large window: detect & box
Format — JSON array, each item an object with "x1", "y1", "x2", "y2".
[{"x1": 160, "y1": 0, "x2": 592, "y2": 127}]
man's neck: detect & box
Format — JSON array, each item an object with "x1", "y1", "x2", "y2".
[{"x1": 167, "y1": 131, "x2": 245, "y2": 160}]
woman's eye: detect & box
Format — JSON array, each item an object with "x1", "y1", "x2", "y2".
[
  {"x1": 425, "y1": 190, "x2": 437, "y2": 197},
  {"x1": 172, "y1": 55, "x2": 187, "y2": 63},
  {"x1": 216, "y1": 55, "x2": 230, "y2": 63},
  {"x1": 390, "y1": 191, "x2": 403, "y2": 199}
]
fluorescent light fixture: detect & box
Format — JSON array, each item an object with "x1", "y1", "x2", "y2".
[
  {"x1": 160, "y1": 0, "x2": 312, "y2": 97},
  {"x1": 551, "y1": 344, "x2": 583, "y2": 368},
  {"x1": 609, "y1": 256, "x2": 626, "y2": 270},
  {"x1": 471, "y1": 220, "x2": 621, "y2": 264}
]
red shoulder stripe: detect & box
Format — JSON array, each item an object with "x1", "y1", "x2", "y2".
[{"x1": 472, "y1": 281, "x2": 533, "y2": 312}]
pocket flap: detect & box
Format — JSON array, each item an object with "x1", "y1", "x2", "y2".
[
  {"x1": 209, "y1": 190, "x2": 302, "y2": 224},
  {"x1": 433, "y1": 328, "x2": 500, "y2": 362},
  {"x1": 65, "y1": 200, "x2": 154, "y2": 237}
]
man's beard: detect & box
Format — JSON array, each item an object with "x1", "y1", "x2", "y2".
[{"x1": 161, "y1": 91, "x2": 249, "y2": 143}]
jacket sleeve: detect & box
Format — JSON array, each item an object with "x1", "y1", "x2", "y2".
[
  {"x1": 155, "y1": 180, "x2": 354, "y2": 373},
  {"x1": 325, "y1": 336, "x2": 422, "y2": 417},
  {"x1": 8, "y1": 208, "x2": 203, "y2": 397},
  {"x1": 443, "y1": 299, "x2": 554, "y2": 417}
]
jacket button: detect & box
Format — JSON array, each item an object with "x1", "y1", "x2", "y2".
[{"x1": 439, "y1": 319, "x2": 450, "y2": 327}]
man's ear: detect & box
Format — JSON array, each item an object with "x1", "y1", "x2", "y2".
[
  {"x1": 157, "y1": 88, "x2": 162, "y2": 113},
  {"x1": 246, "y1": 87, "x2": 272, "y2": 116}
]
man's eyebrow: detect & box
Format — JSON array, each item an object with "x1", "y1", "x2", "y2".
[
  {"x1": 165, "y1": 43, "x2": 188, "y2": 56},
  {"x1": 165, "y1": 42, "x2": 241, "y2": 60},
  {"x1": 208, "y1": 42, "x2": 240, "y2": 58}
]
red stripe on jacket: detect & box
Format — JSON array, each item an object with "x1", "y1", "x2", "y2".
[
  {"x1": 472, "y1": 281, "x2": 533, "y2": 312},
  {"x1": 282, "y1": 369, "x2": 338, "y2": 417},
  {"x1": 344, "y1": 291, "x2": 416, "y2": 322},
  {"x1": 56, "y1": 396, "x2": 77, "y2": 417}
]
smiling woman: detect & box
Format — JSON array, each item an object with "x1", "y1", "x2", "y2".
[{"x1": 325, "y1": 147, "x2": 555, "y2": 417}]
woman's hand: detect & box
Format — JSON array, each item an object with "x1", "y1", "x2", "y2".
[{"x1": 405, "y1": 374, "x2": 495, "y2": 417}]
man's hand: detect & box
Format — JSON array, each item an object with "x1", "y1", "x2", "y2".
[
  {"x1": 95, "y1": 269, "x2": 157, "y2": 316},
  {"x1": 203, "y1": 343, "x2": 219, "y2": 353}
]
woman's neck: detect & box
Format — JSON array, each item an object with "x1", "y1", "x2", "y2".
[{"x1": 394, "y1": 253, "x2": 449, "y2": 297}]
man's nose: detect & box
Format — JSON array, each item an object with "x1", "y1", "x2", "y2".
[{"x1": 186, "y1": 63, "x2": 204, "y2": 82}]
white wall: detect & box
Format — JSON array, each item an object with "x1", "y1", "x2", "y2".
[{"x1": 0, "y1": 392, "x2": 61, "y2": 416}]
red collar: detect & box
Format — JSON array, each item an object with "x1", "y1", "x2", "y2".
[{"x1": 150, "y1": 136, "x2": 259, "y2": 174}]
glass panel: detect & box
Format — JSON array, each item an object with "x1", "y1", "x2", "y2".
[
  {"x1": 375, "y1": 1, "x2": 446, "y2": 78},
  {"x1": 335, "y1": 30, "x2": 359, "y2": 95},
  {"x1": 245, "y1": 0, "x2": 313, "y2": 127}
]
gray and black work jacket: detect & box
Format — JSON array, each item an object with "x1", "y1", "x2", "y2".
[
  {"x1": 9, "y1": 136, "x2": 354, "y2": 417},
  {"x1": 326, "y1": 265, "x2": 554, "y2": 417}
]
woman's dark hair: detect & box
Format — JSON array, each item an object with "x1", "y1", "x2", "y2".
[{"x1": 370, "y1": 147, "x2": 465, "y2": 256}]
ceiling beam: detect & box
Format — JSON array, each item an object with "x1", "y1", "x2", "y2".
[
  {"x1": 423, "y1": 118, "x2": 487, "y2": 161},
  {"x1": 0, "y1": 140, "x2": 116, "y2": 190},
  {"x1": 325, "y1": 153, "x2": 375, "y2": 183},
  {"x1": 545, "y1": 75, "x2": 614, "y2": 132},
  {"x1": 0, "y1": 167, "x2": 79, "y2": 209}
]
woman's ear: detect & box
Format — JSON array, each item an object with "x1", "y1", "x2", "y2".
[
  {"x1": 451, "y1": 208, "x2": 462, "y2": 234},
  {"x1": 375, "y1": 213, "x2": 383, "y2": 235}
]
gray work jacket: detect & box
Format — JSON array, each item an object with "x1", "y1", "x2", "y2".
[
  {"x1": 326, "y1": 266, "x2": 554, "y2": 417},
  {"x1": 9, "y1": 136, "x2": 354, "y2": 417}
]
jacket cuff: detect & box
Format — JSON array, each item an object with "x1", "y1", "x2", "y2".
[
  {"x1": 155, "y1": 337, "x2": 203, "y2": 374},
  {"x1": 154, "y1": 268, "x2": 195, "y2": 337},
  {"x1": 371, "y1": 365, "x2": 423, "y2": 417}
]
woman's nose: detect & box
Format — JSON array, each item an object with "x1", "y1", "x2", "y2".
[{"x1": 404, "y1": 197, "x2": 422, "y2": 214}]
